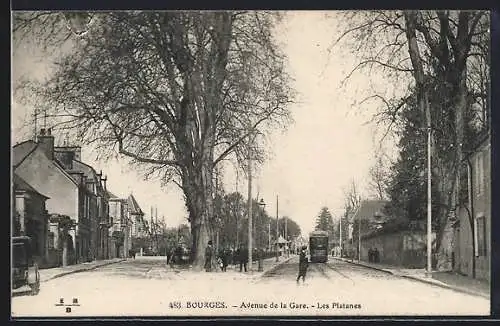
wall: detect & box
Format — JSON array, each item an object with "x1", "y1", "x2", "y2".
[
  {"x1": 16, "y1": 148, "x2": 79, "y2": 221},
  {"x1": 361, "y1": 230, "x2": 427, "y2": 268}
]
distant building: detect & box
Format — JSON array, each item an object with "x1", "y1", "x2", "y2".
[
  {"x1": 346, "y1": 200, "x2": 389, "y2": 258},
  {"x1": 108, "y1": 191, "x2": 129, "y2": 258},
  {"x1": 127, "y1": 194, "x2": 147, "y2": 239}
]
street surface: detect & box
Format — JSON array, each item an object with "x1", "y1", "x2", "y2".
[{"x1": 12, "y1": 256, "x2": 489, "y2": 317}]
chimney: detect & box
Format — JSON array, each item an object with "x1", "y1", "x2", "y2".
[
  {"x1": 73, "y1": 146, "x2": 82, "y2": 161},
  {"x1": 38, "y1": 128, "x2": 54, "y2": 160},
  {"x1": 102, "y1": 175, "x2": 107, "y2": 191},
  {"x1": 64, "y1": 151, "x2": 75, "y2": 170}
]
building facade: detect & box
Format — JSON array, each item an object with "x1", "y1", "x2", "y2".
[
  {"x1": 12, "y1": 173, "x2": 50, "y2": 266},
  {"x1": 54, "y1": 145, "x2": 111, "y2": 262},
  {"x1": 13, "y1": 130, "x2": 83, "y2": 266},
  {"x1": 13, "y1": 128, "x2": 111, "y2": 265},
  {"x1": 127, "y1": 194, "x2": 146, "y2": 238},
  {"x1": 455, "y1": 134, "x2": 491, "y2": 282},
  {"x1": 108, "y1": 192, "x2": 130, "y2": 258}
]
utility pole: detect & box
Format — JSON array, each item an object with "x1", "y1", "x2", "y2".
[
  {"x1": 268, "y1": 221, "x2": 271, "y2": 251},
  {"x1": 247, "y1": 129, "x2": 253, "y2": 272},
  {"x1": 339, "y1": 216, "x2": 343, "y2": 257},
  {"x1": 155, "y1": 207, "x2": 158, "y2": 255},
  {"x1": 236, "y1": 168, "x2": 239, "y2": 248},
  {"x1": 285, "y1": 216, "x2": 289, "y2": 257},
  {"x1": 358, "y1": 216, "x2": 361, "y2": 262},
  {"x1": 215, "y1": 168, "x2": 219, "y2": 255},
  {"x1": 150, "y1": 206, "x2": 154, "y2": 253},
  {"x1": 426, "y1": 96, "x2": 433, "y2": 277},
  {"x1": 276, "y1": 195, "x2": 279, "y2": 262}
]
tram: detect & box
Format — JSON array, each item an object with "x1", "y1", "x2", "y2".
[{"x1": 309, "y1": 230, "x2": 329, "y2": 263}]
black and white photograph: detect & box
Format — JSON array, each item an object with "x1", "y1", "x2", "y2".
[{"x1": 11, "y1": 10, "x2": 491, "y2": 317}]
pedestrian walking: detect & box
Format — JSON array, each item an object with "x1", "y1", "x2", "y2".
[
  {"x1": 296, "y1": 245, "x2": 309, "y2": 284},
  {"x1": 238, "y1": 244, "x2": 248, "y2": 272},
  {"x1": 220, "y1": 249, "x2": 229, "y2": 272},
  {"x1": 168, "y1": 247, "x2": 176, "y2": 267},
  {"x1": 234, "y1": 247, "x2": 240, "y2": 267},
  {"x1": 204, "y1": 240, "x2": 213, "y2": 272}
]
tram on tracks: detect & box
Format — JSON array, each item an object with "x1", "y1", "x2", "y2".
[{"x1": 309, "y1": 230, "x2": 329, "y2": 263}]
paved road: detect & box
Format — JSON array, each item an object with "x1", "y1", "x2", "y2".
[{"x1": 11, "y1": 256, "x2": 489, "y2": 317}]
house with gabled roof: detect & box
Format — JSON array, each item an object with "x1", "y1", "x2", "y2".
[
  {"x1": 345, "y1": 200, "x2": 389, "y2": 259},
  {"x1": 53, "y1": 146, "x2": 111, "y2": 261},
  {"x1": 13, "y1": 128, "x2": 86, "y2": 265},
  {"x1": 127, "y1": 194, "x2": 147, "y2": 239},
  {"x1": 13, "y1": 128, "x2": 111, "y2": 265},
  {"x1": 107, "y1": 190, "x2": 130, "y2": 258}
]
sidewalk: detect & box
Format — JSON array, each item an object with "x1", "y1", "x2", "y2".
[
  {"x1": 334, "y1": 257, "x2": 490, "y2": 299},
  {"x1": 39, "y1": 258, "x2": 126, "y2": 282}
]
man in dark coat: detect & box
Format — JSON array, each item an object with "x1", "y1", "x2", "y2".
[
  {"x1": 204, "y1": 240, "x2": 213, "y2": 272},
  {"x1": 238, "y1": 244, "x2": 248, "y2": 272},
  {"x1": 220, "y1": 249, "x2": 229, "y2": 272},
  {"x1": 296, "y1": 245, "x2": 309, "y2": 284}
]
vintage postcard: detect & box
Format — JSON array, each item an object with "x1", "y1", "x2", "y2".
[{"x1": 11, "y1": 10, "x2": 491, "y2": 318}]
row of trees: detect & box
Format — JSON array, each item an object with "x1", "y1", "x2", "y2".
[
  {"x1": 131, "y1": 223, "x2": 192, "y2": 256},
  {"x1": 214, "y1": 191, "x2": 301, "y2": 250},
  {"x1": 13, "y1": 11, "x2": 295, "y2": 269},
  {"x1": 334, "y1": 10, "x2": 490, "y2": 270}
]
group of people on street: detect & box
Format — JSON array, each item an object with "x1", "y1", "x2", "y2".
[
  {"x1": 368, "y1": 247, "x2": 380, "y2": 263},
  {"x1": 204, "y1": 240, "x2": 310, "y2": 285},
  {"x1": 204, "y1": 241, "x2": 251, "y2": 272}
]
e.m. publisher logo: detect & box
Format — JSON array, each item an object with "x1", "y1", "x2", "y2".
[{"x1": 54, "y1": 297, "x2": 80, "y2": 313}]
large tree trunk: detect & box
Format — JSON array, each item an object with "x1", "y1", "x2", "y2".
[{"x1": 183, "y1": 160, "x2": 215, "y2": 271}]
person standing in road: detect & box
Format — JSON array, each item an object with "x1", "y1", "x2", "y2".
[
  {"x1": 220, "y1": 249, "x2": 229, "y2": 272},
  {"x1": 238, "y1": 244, "x2": 248, "y2": 272},
  {"x1": 234, "y1": 247, "x2": 240, "y2": 267},
  {"x1": 205, "y1": 240, "x2": 213, "y2": 272},
  {"x1": 296, "y1": 245, "x2": 309, "y2": 284}
]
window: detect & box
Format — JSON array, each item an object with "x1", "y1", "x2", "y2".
[
  {"x1": 48, "y1": 232, "x2": 55, "y2": 249},
  {"x1": 475, "y1": 214, "x2": 487, "y2": 257},
  {"x1": 476, "y1": 152, "x2": 484, "y2": 195}
]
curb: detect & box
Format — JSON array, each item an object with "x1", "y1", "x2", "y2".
[
  {"x1": 41, "y1": 259, "x2": 126, "y2": 282},
  {"x1": 334, "y1": 257, "x2": 489, "y2": 299},
  {"x1": 257, "y1": 256, "x2": 294, "y2": 279},
  {"x1": 333, "y1": 257, "x2": 393, "y2": 275}
]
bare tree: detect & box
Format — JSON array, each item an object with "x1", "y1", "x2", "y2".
[
  {"x1": 331, "y1": 10, "x2": 489, "y2": 271},
  {"x1": 343, "y1": 179, "x2": 362, "y2": 216},
  {"x1": 368, "y1": 152, "x2": 390, "y2": 200},
  {"x1": 13, "y1": 11, "x2": 294, "y2": 269}
]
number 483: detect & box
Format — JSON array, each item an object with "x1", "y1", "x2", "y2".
[{"x1": 169, "y1": 302, "x2": 182, "y2": 309}]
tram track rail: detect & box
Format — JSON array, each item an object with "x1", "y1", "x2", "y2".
[{"x1": 311, "y1": 262, "x2": 355, "y2": 286}]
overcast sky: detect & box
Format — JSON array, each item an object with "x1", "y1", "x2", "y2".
[{"x1": 12, "y1": 11, "x2": 399, "y2": 235}]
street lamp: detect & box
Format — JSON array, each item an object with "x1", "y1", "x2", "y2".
[{"x1": 257, "y1": 198, "x2": 266, "y2": 272}]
